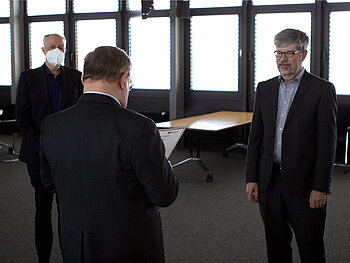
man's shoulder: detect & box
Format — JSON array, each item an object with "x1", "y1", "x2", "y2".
[
  {"x1": 43, "y1": 102, "x2": 79, "y2": 127},
  {"x1": 112, "y1": 109, "x2": 157, "y2": 133},
  {"x1": 61, "y1": 66, "x2": 82, "y2": 76},
  {"x1": 257, "y1": 76, "x2": 279, "y2": 89},
  {"x1": 260, "y1": 75, "x2": 279, "y2": 84},
  {"x1": 123, "y1": 108, "x2": 155, "y2": 124},
  {"x1": 21, "y1": 65, "x2": 45, "y2": 76},
  {"x1": 42, "y1": 110, "x2": 62, "y2": 131},
  {"x1": 303, "y1": 71, "x2": 333, "y2": 87}
]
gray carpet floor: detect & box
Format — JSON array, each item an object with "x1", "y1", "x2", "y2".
[{"x1": 0, "y1": 135, "x2": 349, "y2": 263}]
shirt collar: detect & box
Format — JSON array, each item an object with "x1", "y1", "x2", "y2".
[
  {"x1": 44, "y1": 63, "x2": 62, "y2": 77},
  {"x1": 278, "y1": 67, "x2": 305, "y2": 84},
  {"x1": 84, "y1": 91, "x2": 121, "y2": 106}
]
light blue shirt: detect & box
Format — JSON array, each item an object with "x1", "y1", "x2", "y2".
[
  {"x1": 84, "y1": 91, "x2": 121, "y2": 106},
  {"x1": 274, "y1": 68, "x2": 305, "y2": 163}
]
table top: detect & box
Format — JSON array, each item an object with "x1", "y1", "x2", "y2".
[
  {"x1": 156, "y1": 111, "x2": 253, "y2": 132},
  {"x1": 0, "y1": 119, "x2": 16, "y2": 123}
]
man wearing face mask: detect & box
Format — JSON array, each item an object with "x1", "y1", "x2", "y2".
[{"x1": 16, "y1": 33, "x2": 83, "y2": 263}]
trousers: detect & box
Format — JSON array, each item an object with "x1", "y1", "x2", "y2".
[
  {"x1": 27, "y1": 164, "x2": 61, "y2": 263},
  {"x1": 258, "y1": 164, "x2": 326, "y2": 263}
]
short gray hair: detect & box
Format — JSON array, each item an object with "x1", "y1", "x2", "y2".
[
  {"x1": 43, "y1": 34, "x2": 66, "y2": 46},
  {"x1": 83, "y1": 46, "x2": 131, "y2": 83},
  {"x1": 274, "y1": 28, "x2": 309, "y2": 51}
]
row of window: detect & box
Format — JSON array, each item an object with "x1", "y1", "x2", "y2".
[
  {"x1": 0, "y1": 1, "x2": 350, "y2": 96},
  {"x1": 1, "y1": 0, "x2": 348, "y2": 17}
]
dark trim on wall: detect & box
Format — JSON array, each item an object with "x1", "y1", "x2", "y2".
[{"x1": 127, "y1": 90, "x2": 169, "y2": 113}]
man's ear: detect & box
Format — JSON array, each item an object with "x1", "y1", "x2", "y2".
[
  {"x1": 81, "y1": 75, "x2": 84, "y2": 86},
  {"x1": 42, "y1": 47, "x2": 46, "y2": 55},
  {"x1": 301, "y1": 50, "x2": 308, "y2": 62},
  {"x1": 119, "y1": 72, "x2": 128, "y2": 90}
]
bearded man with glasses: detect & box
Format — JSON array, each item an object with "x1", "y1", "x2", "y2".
[{"x1": 246, "y1": 28, "x2": 337, "y2": 263}]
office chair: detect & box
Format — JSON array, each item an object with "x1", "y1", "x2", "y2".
[
  {"x1": 336, "y1": 104, "x2": 350, "y2": 173},
  {"x1": 0, "y1": 104, "x2": 19, "y2": 162}
]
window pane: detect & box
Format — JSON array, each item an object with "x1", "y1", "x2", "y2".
[
  {"x1": 129, "y1": 0, "x2": 170, "y2": 10},
  {"x1": 154, "y1": 0, "x2": 170, "y2": 10},
  {"x1": 191, "y1": 15, "x2": 239, "y2": 91},
  {"x1": 329, "y1": 11, "x2": 350, "y2": 95},
  {"x1": 0, "y1": 0, "x2": 10, "y2": 17},
  {"x1": 74, "y1": 0, "x2": 118, "y2": 13},
  {"x1": 253, "y1": 0, "x2": 314, "y2": 5},
  {"x1": 190, "y1": 0, "x2": 241, "y2": 8},
  {"x1": 27, "y1": 0, "x2": 66, "y2": 16},
  {"x1": 129, "y1": 17, "x2": 170, "y2": 90},
  {"x1": 255, "y1": 13, "x2": 311, "y2": 87},
  {"x1": 76, "y1": 19, "x2": 116, "y2": 72},
  {"x1": 30, "y1": 21, "x2": 64, "y2": 69},
  {"x1": 0, "y1": 24, "x2": 11, "y2": 85}
]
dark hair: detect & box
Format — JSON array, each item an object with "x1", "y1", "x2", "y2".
[
  {"x1": 274, "y1": 28, "x2": 309, "y2": 51},
  {"x1": 83, "y1": 46, "x2": 131, "y2": 83}
]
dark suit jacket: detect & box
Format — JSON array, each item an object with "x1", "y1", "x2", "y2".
[
  {"x1": 16, "y1": 64, "x2": 83, "y2": 182},
  {"x1": 246, "y1": 71, "x2": 337, "y2": 195},
  {"x1": 40, "y1": 93, "x2": 178, "y2": 263}
]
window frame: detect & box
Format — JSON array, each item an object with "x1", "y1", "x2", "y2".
[
  {"x1": 251, "y1": 3, "x2": 316, "y2": 88},
  {"x1": 185, "y1": 6, "x2": 244, "y2": 116},
  {"x1": 0, "y1": 17, "x2": 11, "y2": 87},
  {"x1": 324, "y1": 2, "x2": 350, "y2": 100},
  {"x1": 0, "y1": 3, "x2": 12, "y2": 94},
  {"x1": 6, "y1": 0, "x2": 350, "y2": 115},
  {"x1": 126, "y1": 2, "x2": 171, "y2": 112}
]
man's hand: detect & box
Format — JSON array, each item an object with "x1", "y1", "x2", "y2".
[
  {"x1": 246, "y1": 182, "x2": 259, "y2": 203},
  {"x1": 309, "y1": 190, "x2": 327, "y2": 208}
]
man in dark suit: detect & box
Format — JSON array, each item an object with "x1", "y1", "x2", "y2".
[
  {"x1": 246, "y1": 29, "x2": 337, "y2": 263},
  {"x1": 16, "y1": 33, "x2": 83, "y2": 262},
  {"x1": 39, "y1": 46, "x2": 179, "y2": 262}
]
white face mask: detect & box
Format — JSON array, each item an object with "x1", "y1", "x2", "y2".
[{"x1": 45, "y1": 48, "x2": 65, "y2": 67}]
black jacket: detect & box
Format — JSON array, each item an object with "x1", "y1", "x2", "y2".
[
  {"x1": 246, "y1": 71, "x2": 337, "y2": 195},
  {"x1": 16, "y1": 64, "x2": 83, "y2": 179},
  {"x1": 40, "y1": 93, "x2": 178, "y2": 263}
]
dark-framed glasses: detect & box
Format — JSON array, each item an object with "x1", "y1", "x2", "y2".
[
  {"x1": 127, "y1": 73, "x2": 133, "y2": 90},
  {"x1": 129, "y1": 78, "x2": 133, "y2": 90},
  {"x1": 274, "y1": 50, "x2": 302, "y2": 58}
]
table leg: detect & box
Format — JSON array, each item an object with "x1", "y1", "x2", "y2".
[
  {"x1": 172, "y1": 131, "x2": 213, "y2": 182},
  {"x1": 0, "y1": 133, "x2": 19, "y2": 163},
  {"x1": 345, "y1": 128, "x2": 350, "y2": 174}
]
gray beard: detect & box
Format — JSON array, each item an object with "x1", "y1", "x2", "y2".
[
  {"x1": 278, "y1": 65, "x2": 300, "y2": 76},
  {"x1": 279, "y1": 69, "x2": 293, "y2": 76}
]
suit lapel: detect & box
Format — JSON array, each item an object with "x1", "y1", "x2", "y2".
[
  {"x1": 284, "y1": 71, "x2": 311, "y2": 128},
  {"x1": 39, "y1": 65, "x2": 52, "y2": 113}
]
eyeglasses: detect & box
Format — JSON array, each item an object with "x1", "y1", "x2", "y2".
[
  {"x1": 127, "y1": 73, "x2": 133, "y2": 90},
  {"x1": 274, "y1": 50, "x2": 302, "y2": 58},
  {"x1": 129, "y1": 78, "x2": 133, "y2": 90}
]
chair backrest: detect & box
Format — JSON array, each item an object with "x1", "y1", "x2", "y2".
[
  {"x1": 0, "y1": 104, "x2": 16, "y2": 121},
  {"x1": 138, "y1": 111, "x2": 169, "y2": 123}
]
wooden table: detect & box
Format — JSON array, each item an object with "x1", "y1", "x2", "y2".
[{"x1": 157, "y1": 111, "x2": 253, "y2": 182}]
